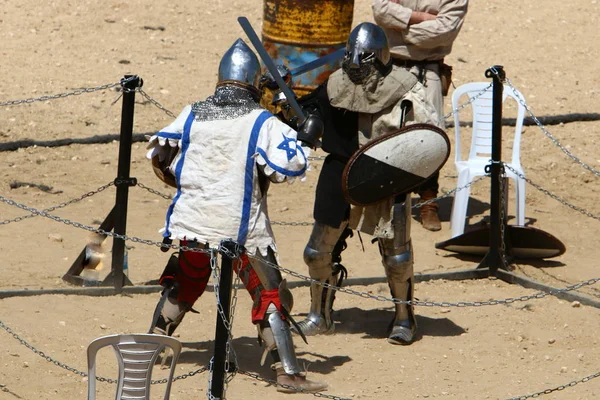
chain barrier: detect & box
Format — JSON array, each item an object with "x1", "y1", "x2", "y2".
[
  {"x1": 439, "y1": 81, "x2": 493, "y2": 123},
  {"x1": 0, "y1": 319, "x2": 207, "y2": 384},
  {"x1": 2, "y1": 178, "x2": 599, "y2": 309},
  {"x1": 249, "y1": 253, "x2": 600, "y2": 308},
  {"x1": 3, "y1": 71, "x2": 600, "y2": 399},
  {"x1": 412, "y1": 174, "x2": 489, "y2": 209},
  {"x1": 507, "y1": 370, "x2": 600, "y2": 400},
  {"x1": 503, "y1": 78, "x2": 600, "y2": 178},
  {"x1": 0, "y1": 192, "x2": 212, "y2": 254},
  {"x1": 135, "y1": 182, "x2": 173, "y2": 200},
  {"x1": 0, "y1": 182, "x2": 114, "y2": 225},
  {"x1": 4, "y1": 311, "x2": 599, "y2": 399},
  {"x1": 137, "y1": 89, "x2": 177, "y2": 119},
  {"x1": 0, "y1": 77, "x2": 137, "y2": 108},
  {"x1": 504, "y1": 164, "x2": 600, "y2": 221}
]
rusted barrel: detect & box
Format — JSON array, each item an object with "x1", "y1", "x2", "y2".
[{"x1": 262, "y1": 0, "x2": 354, "y2": 98}]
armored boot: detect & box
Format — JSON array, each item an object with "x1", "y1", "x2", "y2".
[
  {"x1": 381, "y1": 198, "x2": 417, "y2": 345},
  {"x1": 295, "y1": 263, "x2": 345, "y2": 336},
  {"x1": 151, "y1": 296, "x2": 189, "y2": 336},
  {"x1": 294, "y1": 223, "x2": 350, "y2": 337},
  {"x1": 274, "y1": 363, "x2": 328, "y2": 393},
  {"x1": 419, "y1": 189, "x2": 441, "y2": 231},
  {"x1": 386, "y1": 276, "x2": 417, "y2": 345},
  {"x1": 259, "y1": 305, "x2": 328, "y2": 393}
]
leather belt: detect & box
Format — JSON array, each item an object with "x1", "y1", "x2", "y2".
[{"x1": 392, "y1": 59, "x2": 442, "y2": 68}]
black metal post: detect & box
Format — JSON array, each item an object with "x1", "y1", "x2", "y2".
[
  {"x1": 104, "y1": 75, "x2": 141, "y2": 292},
  {"x1": 477, "y1": 66, "x2": 507, "y2": 274},
  {"x1": 210, "y1": 240, "x2": 239, "y2": 399}
]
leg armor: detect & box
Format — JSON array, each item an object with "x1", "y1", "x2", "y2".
[
  {"x1": 242, "y1": 248, "x2": 303, "y2": 375},
  {"x1": 378, "y1": 196, "x2": 417, "y2": 345},
  {"x1": 150, "y1": 240, "x2": 211, "y2": 336},
  {"x1": 295, "y1": 222, "x2": 350, "y2": 337},
  {"x1": 259, "y1": 305, "x2": 328, "y2": 393}
]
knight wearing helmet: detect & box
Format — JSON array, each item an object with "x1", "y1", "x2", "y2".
[
  {"x1": 285, "y1": 22, "x2": 441, "y2": 345},
  {"x1": 146, "y1": 38, "x2": 327, "y2": 393}
]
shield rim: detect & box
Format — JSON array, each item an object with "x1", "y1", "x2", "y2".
[{"x1": 341, "y1": 123, "x2": 451, "y2": 206}]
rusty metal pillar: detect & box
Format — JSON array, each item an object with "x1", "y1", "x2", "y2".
[{"x1": 262, "y1": 0, "x2": 354, "y2": 98}]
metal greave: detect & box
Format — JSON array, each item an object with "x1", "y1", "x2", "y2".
[
  {"x1": 297, "y1": 222, "x2": 348, "y2": 336},
  {"x1": 379, "y1": 198, "x2": 416, "y2": 326},
  {"x1": 153, "y1": 296, "x2": 190, "y2": 336},
  {"x1": 258, "y1": 307, "x2": 303, "y2": 375}
]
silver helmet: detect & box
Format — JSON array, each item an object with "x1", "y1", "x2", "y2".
[
  {"x1": 342, "y1": 22, "x2": 392, "y2": 84},
  {"x1": 217, "y1": 38, "x2": 261, "y2": 97},
  {"x1": 258, "y1": 64, "x2": 293, "y2": 105}
]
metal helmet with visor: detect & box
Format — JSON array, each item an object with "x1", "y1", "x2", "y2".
[{"x1": 342, "y1": 22, "x2": 392, "y2": 84}]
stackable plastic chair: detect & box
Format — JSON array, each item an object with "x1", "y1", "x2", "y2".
[
  {"x1": 87, "y1": 333, "x2": 182, "y2": 400},
  {"x1": 449, "y1": 82, "x2": 527, "y2": 237}
]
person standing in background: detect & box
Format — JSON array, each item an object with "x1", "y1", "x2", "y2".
[{"x1": 372, "y1": 0, "x2": 468, "y2": 231}]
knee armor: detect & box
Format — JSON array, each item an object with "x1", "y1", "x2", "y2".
[{"x1": 296, "y1": 223, "x2": 350, "y2": 337}]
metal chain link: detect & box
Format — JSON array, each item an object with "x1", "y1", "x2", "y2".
[
  {"x1": 0, "y1": 193, "x2": 212, "y2": 254},
  {"x1": 504, "y1": 164, "x2": 600, "y2": 221},
  {"x1": 271, "y1": 220, "x2": 314, "y2": 227},
  {"x1": 134, "y1": 174, "x2": 488, "y2": 226},
  {"x1": 506, "y1": 370, "x2": 600, "y2": 400},
  {"x1": 0, "y1": 319, "x2": 207, "y2": 384},
  {"x1": 412, "y1": 174, "x2": 490, "y2": 209},
  {"x1": 503, "y1": 78, "x2": 600, "y2": 177},
  {"x1": 4, "y1": 69, "x2": 599, "y2": 400},
  {"x1": 137, "y1": 89, "x2": 177, "y2": 119},
  {"x1": 3, "y1": 184, "x2": 598, "y2": 308},
  {"x1": 0, "y1": 182, "x2": 114, "y2": 225},
  {"x1": 249, "y1": 253, "x2": 600, "y2": 308},
  {"x1": 237, "y1": 369, "x2": 351, "y2": 400},
  {"x1": 135, "y1": 182, "x2": 173, "y2": 200},
  {"x1": 439, "y1": 81, "x2": 493, "y2": 123},
  {"x1": 0, "y1": 77, "x2": 137, "y2": 107}
]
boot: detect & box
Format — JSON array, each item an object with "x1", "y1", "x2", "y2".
[
  {"x1": 419, "y1": 190, "x2": 441, "y2": 231},
  {"x1": 387, "y1": 319, "x2": 417, "y2": 345},
  {"x1": 274, "y1": 363, "x2": 328, "y2": 393}
]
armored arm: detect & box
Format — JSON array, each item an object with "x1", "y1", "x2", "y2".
[{"x1": 296, "y1": 111, "x2": 324, "y2": 149}]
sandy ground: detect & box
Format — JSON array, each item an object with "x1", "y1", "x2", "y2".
[{"x1": 1, "y1": 0, "x2": 600, "y2": 399}]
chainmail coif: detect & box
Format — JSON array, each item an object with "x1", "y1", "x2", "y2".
[{"x1": 191, "y1": 86, "x2": 262, "y2": 121}]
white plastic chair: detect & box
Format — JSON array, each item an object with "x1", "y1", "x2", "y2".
[
  {"x1": 450, "y1": 82, "x2": 527, "y2": 238},
  {"x1": 87, "y1": 333, "x2": 182, "y2": 400}
]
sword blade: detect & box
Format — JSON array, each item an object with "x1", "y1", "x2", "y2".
[
  {"x1": 290, "y1": 48, "x2": 345, "y2": 77},
  {"x1": 237, "y1": 16, "x2": 307, "y2": 125}
]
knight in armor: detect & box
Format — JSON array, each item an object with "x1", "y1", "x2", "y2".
[
  {"x1": 146, "y1": 38, "x2": 327, "y2": 393},
  {"x1": 275, "y1": 22, "x2": 441, "y2": 345}
]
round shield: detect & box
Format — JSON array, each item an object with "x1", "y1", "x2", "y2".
[{"x1": 342, "y1": 123, "x2": 450, "y2": 206}]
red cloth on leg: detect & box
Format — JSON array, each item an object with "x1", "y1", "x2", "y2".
[
  {"x1": 176, "y1": 241, "x2": 211, "y2": 305},
  {"x1": 233, "y1": 254, "x2": 284, "y2": 323}
]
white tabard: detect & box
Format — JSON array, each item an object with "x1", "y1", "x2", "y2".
[{"x1": 146, "y1": 106, "x2": 308, "y2": 256}]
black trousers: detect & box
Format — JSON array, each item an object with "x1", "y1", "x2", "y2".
[{"x1": 417, "y1": 171, "x2": 440, "y2": 196}]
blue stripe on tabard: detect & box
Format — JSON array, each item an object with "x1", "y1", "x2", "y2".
[
  {"x1": 163, "y1": 110, "x2": 195, "y2": 237},
  {"x1": 237, "y1": 110, "x2": 272, "y2": 245},
  {"x1": 255, "y1": 147, "x2": 307, "y2": 177},
  {"x1": 156, "y1": 132, "x2": 183, "y2": 140}
]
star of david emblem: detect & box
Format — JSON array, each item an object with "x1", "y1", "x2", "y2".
[{"x1": 277, "y1": 133, "x2": 297, "y2": 161}]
